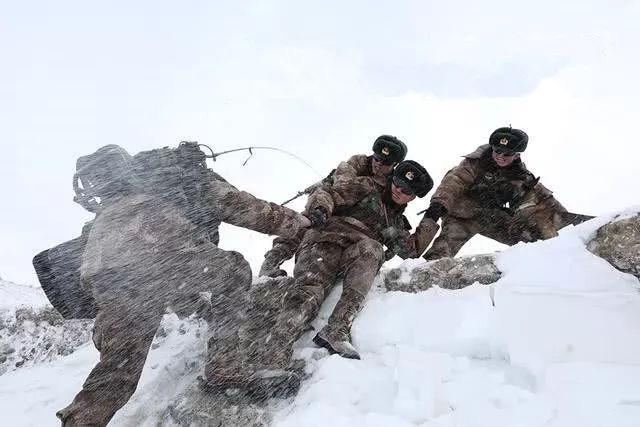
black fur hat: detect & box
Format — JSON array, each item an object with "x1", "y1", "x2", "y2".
[
  {"x1": 489, "y1": 127, "x2": 528, "y2": 153},
  {"x1": 372, "y1": 135, "x2": 408, "y2": 165},
  {"x1": 393, "y1": 160, "x2": 433, "y2": 198}
]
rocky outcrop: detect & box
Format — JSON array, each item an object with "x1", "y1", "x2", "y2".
[
  {"x1": 383, "y1": 254, "x2": 501, "y2": 293},
  {"x1": 588, "y1": 214, "x2": 640, "y2": 280},
  {"x1": 0, "y1": 305, "x2": 93, "y2": 375}
]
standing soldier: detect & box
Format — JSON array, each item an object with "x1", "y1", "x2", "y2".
[
  {"x1": 249, "y1": 160, "x2": 436, "y2": 395},
  {"x1": 53, "y1": 143, "x2": 311, "y2": 427},
  {"x1": 418, "y1": 127, "x2": 582, "y2": 260},
  {"x1": 258, "y1": 135, "x2": 408, "y2": 278}
]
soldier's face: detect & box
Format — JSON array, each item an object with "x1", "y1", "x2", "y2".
[
  {"x1": 372, "y1": 157, "x2": 395, "y2": 176},
  {"x1": 492, "y1": 150, "x2": 519, "y2": 167},
  {"x1": 391, "y1": 183, "x2": 416, "y2": 204}
]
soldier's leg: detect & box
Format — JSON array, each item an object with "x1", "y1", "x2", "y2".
[
  {"x1": 476, "y1": 210, "x2": 524, "y2": 246},
  {"x1": 164, "y1": 244, "x2": 254, "y2": 388},
  {"x1": 314, "y1": 238, "x2": 385, "y2": 359},
  {"x1": 259, "y1": 238, "x2": 343, "y2": 369},
  {"x1": 423, "y1": 216, "x2": 475, "y2": 261},
  {"x1": 57, "y1": 300, "x2": 162, "y2": 426},
  {"x1": 259, "y1": 233, "x2": 304, "y2": 278}
]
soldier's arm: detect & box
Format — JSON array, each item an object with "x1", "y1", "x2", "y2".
[
  {"x1": 332, "y1": 154, "x2": 371, "y2": 181},
  {"x1": 207, "y1": 179, "x2": 308, "y2": 239},
  {"x1": 305, "y1": 175, "x2": 378, "y2": 216},
  {"x1": 430, "y1": 158, "x2": 479, "y2": 212}
]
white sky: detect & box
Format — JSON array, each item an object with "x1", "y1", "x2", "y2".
[{"x1": 1, "y1": 0, "x2": 639, "y2": 285}]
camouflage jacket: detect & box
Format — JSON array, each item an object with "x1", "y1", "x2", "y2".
[
  {"x1": 82, "y1": 175, "x2": 306, "y2": 279},
  {"x1": 306, "y1": 171, "x2": 424, "y2": 259},
  {"x1": 430, "y1": 144, "x2": 552, "y2": 219}
]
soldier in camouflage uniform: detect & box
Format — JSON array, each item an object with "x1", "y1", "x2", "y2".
[
  {"x1": 56, "y1": 143, "x2": 311, "y2": 427},
  {"x1": 249, "y1": 160, "x2": 435, "y2": 389},
  {"x1": 420, "y1": 127, "x2": 579, "y2": 260},
  {"x1": 258, "y1": 135, "x2": 408, "y2": 278}
]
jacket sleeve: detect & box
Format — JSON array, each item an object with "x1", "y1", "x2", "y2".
[
  {"x1": 207, "y1": 179, "x2": 305, "y2": 239},
  {"x1": 430, "y1": 158, "x2": 480, "y2": 212},
  {"x1": 333, "y1": 154, "x2": 371, "y2": 181},
  {"x1": 306, "y1": 176, "x2": 379, "y2": 215}
]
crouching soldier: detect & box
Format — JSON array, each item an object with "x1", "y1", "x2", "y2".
[
  {"x1": 419, "y1": 127, "x2": 590, "y2": 261},
  {"x1": 258, "y1": 135, "x2": 408, "y2": 278},
  {"x1": 53, "y1": 143, "x2": 311, "y2": 427},
  {"x1": 248, "y1": 160, "x2": 435, "y2": 394}
]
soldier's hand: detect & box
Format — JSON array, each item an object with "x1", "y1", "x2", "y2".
[
  {"x1": 298, "y1": 214, "x2": 312, "y2": 228},
  {"x1": 307, "y1": 207, "x2": 328, "y2": 227},
  {"x1": 422, "y1": 201, "x2": 447, "y2": 222}
]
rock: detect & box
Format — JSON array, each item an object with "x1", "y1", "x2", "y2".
[
  {"x1": 0, "y1": 307, "x2": 93, "y2": 376},
  {"x1": 164, "y1": 384, "x2": 270, "y2": 427},
  {"x1": 588, "y1": 215, "x2": 640, "y2": 280},
  {"x1": 0, "y1": 344, "x2": 15, "y2": 355},
  {"x1": 383, "y1": 254, "x2": 501, "y2": 293}
]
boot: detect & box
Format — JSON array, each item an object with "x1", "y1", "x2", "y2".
[
  {"x1": 313, "y1": 327, "x2": 360, "y2": 360},
  {"x1": 312, "y1": 288, "x2": 363, "y2": 360},
  {"x1": 259, "y1": 250, "x2": 288, "y2": 278}
]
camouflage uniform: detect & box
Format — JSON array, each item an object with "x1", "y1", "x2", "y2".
[
  {"x1": 253, "y1": 169, "x2": 431, "y2": 373},
  {"x1": 422, "y1": 144, "x2": 564, "y2": 260},
  {"x1": 57, "y1": 158, "x2": 307, "y2": 426},
  {"x1": 259, "y1": 154, "x2": 374, "y2": 277}
]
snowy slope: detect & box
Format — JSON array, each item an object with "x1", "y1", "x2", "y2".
[
  {"x1": 1, "y1": 211, "x2": 640, "y2": 426},
  {"x1": 275, "y1": 211, "x2": 640, "y2": 427},
  {"x1": 0, "y1": 279, "x2": 48, "y2": 309},
  {"x1": 0, "y1": 278, "x2": 93, "y2": 377}
]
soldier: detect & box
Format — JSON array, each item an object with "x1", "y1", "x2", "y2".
[
  {"x1": 419, "y1": 127, "x2": 582, "y2": 260},
  {"x1": 258, "y1": 135, "x2": 408, "y2": 278},
  {"x1": 248, "y1": 160, "x2": 435, "y2": 393},
  {"x1": 55, "y1": 143, "x2": 311, "y2": 427}
]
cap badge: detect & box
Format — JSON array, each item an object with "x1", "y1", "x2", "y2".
[
  {"x1": 405, "y1": 171, "x2": 415, "y2": 181},
  {"x1": 381, "y1": 147, "x2": 390, "y2": 155},
  {"x1": 499, "y1": 138, "x2": 509, "y2": 146}
]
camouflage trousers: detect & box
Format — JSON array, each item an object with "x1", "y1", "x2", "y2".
[
  {"x1": 255, "y1": 226, "x2": 384, "y2": 368},
  {"x1": 260, "y1": 235, "x2": 303, "y2": 275},
  {"x1": 259, "y1": 228, "x2": 308, "y2": 276},
  {"x1": 57, "y1": 244, "x2": 252, "y2": 427},
  {"x1": 424, "y1": 210, "x2": 521, "y2": 260}
]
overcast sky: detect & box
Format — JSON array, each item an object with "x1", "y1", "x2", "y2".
[{"x1": 1, "y1": 0, "x2": 639, "y2": 285}]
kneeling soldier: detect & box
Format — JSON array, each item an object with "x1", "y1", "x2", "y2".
[
  {"x1": 419, "y1": 127, "x2": 588, "y2": 261},
  {"x1": 258, "y1": 135, "x2": 407, "y2": 277}
]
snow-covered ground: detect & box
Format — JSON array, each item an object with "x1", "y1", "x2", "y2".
[
  {"x1": 0, "y1": 279, "x2": 48, "y2": 309},
  {"x1": 1, "y1": 211, "x2": 639, "y2": 426},
  {"x1": 275, "y1": 212, "x2": 640, "y2": 427}
]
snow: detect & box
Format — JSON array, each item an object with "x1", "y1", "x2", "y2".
[
  {"x1": 1, "y1": 211, "x2": 640, "y2": 426},
  {"x1": 0, "y1": 279, "x2": 48, "y2": 310},
  {"x1": 0, "y1": 314, "x2": 208, "y2": 426},
  {"x1": 274, "y1": 211, "x2": 640, "y2": 427}
]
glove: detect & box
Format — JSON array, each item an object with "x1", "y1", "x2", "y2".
[
  {"x1": 422, "y1": 201, "x2": 447, "y2": 222},
  {"x1": 307, "y1": 207, "x2": 328, "y2": 227}
]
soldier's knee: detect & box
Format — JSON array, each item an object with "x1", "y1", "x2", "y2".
[
  {"x1": 357, "y1": 239, "x2": 385, "y2": 263},
  {"x1": 285, "y1": 283, "x2": 323, "y2": 310},
  {"x1": 444, "y1": 222, "x2": 469, "y2": 240}
]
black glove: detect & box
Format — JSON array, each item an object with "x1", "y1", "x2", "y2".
[
  {"x1": 307, "y1": 207, "x2": 328, "y2": 227},
  {"x1": 422, "y1": 201, "x2": 447, "y2": 222}
]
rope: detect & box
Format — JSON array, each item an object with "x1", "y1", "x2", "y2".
[{"x1": 207, "y1": 146, "x2": 322, "y2": 178}]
